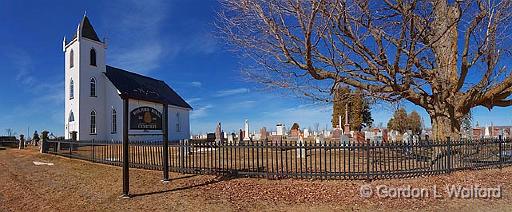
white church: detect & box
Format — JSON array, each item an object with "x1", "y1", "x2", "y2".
[{"x1": 64, "y1": 16, "x2": 192, "y2": 141}]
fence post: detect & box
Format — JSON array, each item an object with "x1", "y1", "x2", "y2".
[
  {"x1": 499, "y1": 135, "x2": 503, "y2": 169},
  {"x1": 447, "y1": 137, "x2": 452, "y2": 173},
  {"x1": 179, "y1": 140, "x2": 184, "y2": 172},
  {"x1": 162, "y1": 104, "x2": 170, "y2": 182},
  {"x1": 121, "y1": 97, "x2": 130, "y2": 198},
  {"x1": 366, "y1": 139, "x2": 371, "y2": 180}
]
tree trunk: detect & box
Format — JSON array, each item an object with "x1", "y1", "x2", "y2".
[
  {"x1": 429, "y1": 105, "x2": 461, "y2": 142},
  {"x1": 427, "y1": 2, "x2": 461, "y2": 142}
]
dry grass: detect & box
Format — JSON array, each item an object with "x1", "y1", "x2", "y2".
[{"x1": 1, "y1": 147, "x2": 511, "y2": 211}]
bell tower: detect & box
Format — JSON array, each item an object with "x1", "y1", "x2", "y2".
[{"x1": 64, "y1": 15, "x2": 107, "y2": 140}]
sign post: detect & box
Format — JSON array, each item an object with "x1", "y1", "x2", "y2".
[
  {"x1": 162, "y1": 104, "x2": 170, "y2": 182},
  {"x1": 122, "y1": 98, "x2": 130, "y2": 198}
]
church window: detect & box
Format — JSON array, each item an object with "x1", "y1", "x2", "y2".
[
  {"x1": 90, "y1": 78, "x2": 96, "y2": 97},
  {"x1": 70, "y1": 50, "x2": 74, "y2": 68},
  {"x1": 176, "y1": 112, "x2": 181, "y2": 132},
  {"x1": 111, "y1": 109, "x2": 117, "y2": 134},
  {"x1": 68, "y1": 111, "x2": 74, "y2": 122},
  {"x1": 69, "y1": 79, "x2": 74, "y2": 99},
  {"x1": 90, "y1": 110, "x2": 97, "y2": 134},
  {"x1": 90, "y1": 48, "x2": 96, "y2": 66}
]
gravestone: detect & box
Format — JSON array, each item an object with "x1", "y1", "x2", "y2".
[
  {"x1": 18, "y1": 135, "x2": 25, "y2": 149},
  {"x1": 340, "y1": 134, "x2": 350, "y2": 146},
  {"x1": 412, "y1": 135, "x2": 419, "y2": 145},
  {"x1": 403, "y1": 132, "x2": 411, "y2": 144},
  {"x1": 260, "y1": 127, "x2": 268, "y2": 141},
  {"x1": 315, "y1": 135, "x2": 325, "y2": 145},
  {"x1": 389, "y1": 130, "x2": 398, "y2": 143},
  {"x1": 296, "y1": 136, "x2": 306, "y2": 158},
  {"x1": 243, "y1": 120, "x2": 251, "y2": 141},
  {"x1": 206, "y1": 133, "x2": 216, "y2": 142},
  {"x1": 239, "y1": 129, "x2": 244, "y2": 144},
  {"x1": 271, "y1": 135, "x2": 283, "y2": 143},
  {"x1": 215, "y1": 122, "x2": 222, "y2": 144},
  {"x1": 332, "y1": 129, "x2": 341, "y2": 139},
  {"x1": 353, "y1": 132, "x2": 365, "y2": 143},
  {"x1": 403, "y1": 132, "x2": 412, "y2": 154},
  {"x1": 33, "y1": 131, "x2": 40, "y2": 146},
  {"x1": 303, "y1": 129, "x2": 310, "y2": 138},
  {"x1": 40, "y1": 131, "x2": 49, "y2": 153},
  {"x1": 227, "y1": 133, "x2": 235, "y2": 144}
]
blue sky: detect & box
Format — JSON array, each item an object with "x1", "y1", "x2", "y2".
[{"x1": 0, "y1": 0, "x2": 511, "y2": 137}]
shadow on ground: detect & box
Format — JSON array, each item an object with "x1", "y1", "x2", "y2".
[{"x1": 130, "y1": 175, "x2": 236, "y2": 198}]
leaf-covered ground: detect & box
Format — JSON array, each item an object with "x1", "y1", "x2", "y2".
[{"x1": 0, "y1": 147, "x2": 510, "y2": 211}]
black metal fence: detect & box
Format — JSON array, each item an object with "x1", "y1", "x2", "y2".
[{"x1": 46, "y1": 138, "x2": 512, "y2": 179}]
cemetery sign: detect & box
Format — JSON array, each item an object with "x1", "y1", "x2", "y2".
[{"x1": 130, "y1": 107, "x2": 163, "y2": 130}]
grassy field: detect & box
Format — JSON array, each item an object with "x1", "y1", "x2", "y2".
[{"x1": 1, "y1": 147, "x2": 512, "y2": 211}]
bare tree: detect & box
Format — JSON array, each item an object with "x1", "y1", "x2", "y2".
[{"x1": 218, "y1": 0, "x2": 512, "y2": 141}]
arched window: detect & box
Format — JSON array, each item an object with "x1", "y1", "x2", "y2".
[
  {"x1": 68, "y1": 111, "x2": 74, "y2": 122},
  {"x1": 90, "y1": 78, "x2": 96, "y2": 97},
  {"x1": 70, "y1": 50, "x2": 74, "y2": 68},
  {"x1": 111, "y1": 109, "x2": 117, "y2": 134},
  {"x1": 90, "y1": 110, "x2": 96, "y2": 134},
  {"x1": 90, "y1": 48, "x2": 96, "y2": 66},
  {"x1": 69, "y1": 79, "x2": 74, "y2": 99},
  {"x1": 176, "y1": 112, "x2": 181, "y2": 132}
]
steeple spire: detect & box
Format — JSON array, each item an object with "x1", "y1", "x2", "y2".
[{"x1": 75, "y1": 15, "x2": 101, "y2": 42}]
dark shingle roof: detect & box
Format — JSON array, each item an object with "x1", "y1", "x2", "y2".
[
  {"x1": 105, "y1": 65, "x2": 192, "y2": 109},
  {"x1": 72, "y1": 16, "x2": 101, "y2": 42}
]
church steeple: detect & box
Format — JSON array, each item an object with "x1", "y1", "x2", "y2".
[{"x1": 73, "y1": 15, "x2": 101, "y2": 42}]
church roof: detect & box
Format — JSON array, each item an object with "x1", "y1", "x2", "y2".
[
  {"x1": 105, "y1": 65, "x2": 192, "y2": 109},
  {"x1": 72, "y1": 16, "x2": 101, "y2": 42}
]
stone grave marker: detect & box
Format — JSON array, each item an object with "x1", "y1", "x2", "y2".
[
  {"x1": 315, "y1": 135, "x2": 325, "y2": 145},
  {"x1": 340, "y1": 134, "x2": 350, "y2": 146},
  {"x1": 19, "y1": 135, "x2": 25, "y2": 149},
  {"x1": 228, "y1": 133, "x2": 235, "y2": 144},
  {"x1": 260, "y1": 127, "x2": 268, "y2": 141},
  {"x1": 296, "y1": 136, "x2": 306, "y2": 158},
  {"x1": 332, "y1": 129, "x2": 341, "y2": 139},
  {"x1": 215, "y1": 122, "x2": 222, "y2": 144}
]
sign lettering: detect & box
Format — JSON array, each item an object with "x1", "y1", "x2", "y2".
[{"x1": 130, "y1": 107, "x2": 163, "y2": 130}]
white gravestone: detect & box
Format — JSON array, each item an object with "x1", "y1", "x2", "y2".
[
  {"x1": 412, "y1": 135, "x2": 419, "y2": 145},
  {"x1": 227, "y1": 133, "x2": 234, "y2": 144},
  {"x1": 243, "y1": 119, "x2": 250, "y2": 141},
  {"x1": 297, "y1": 136, "x2": 306, "y2": 158},
  {"x1": 315, "y1": 135, "x2": 325, "y2": 145},
  {"x1": 340, "y1": 134, "x2": 350, "y2": 146}
]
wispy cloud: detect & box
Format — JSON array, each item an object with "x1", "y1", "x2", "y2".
[
  {"x1": 214, "y1": 88, "x2": 250, "y2": 97},
  {"x1": 186, "y1": 97, "x2": 202, "y2": 104},
  {"x1": 104, "y1": 0, "x2": 168, "y2": 74},
  {"x1": 190, "y1": 104, "x2": 213, "y2": 120},
  {"x1": 190, "y1": 81, "x2": 202, "y2": 87},
  {"x1": 261, "y1": 104, "x2": 331, "y2": 124},
  {"x1": 11, "y1": 50, "x2": 36, "y2": 87},
  {"x1": 182, "y1": 32, "x2": 217, "y2": 55},
  {"x1": 101, "y1": 1, "x2": 218, "y2": 75},
  {"x1": 3, "y1": 49, "x2": 64, "y2": 134},
  {"x1": 226, "y1": 100, "x2": 256, "y2": 110}
]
